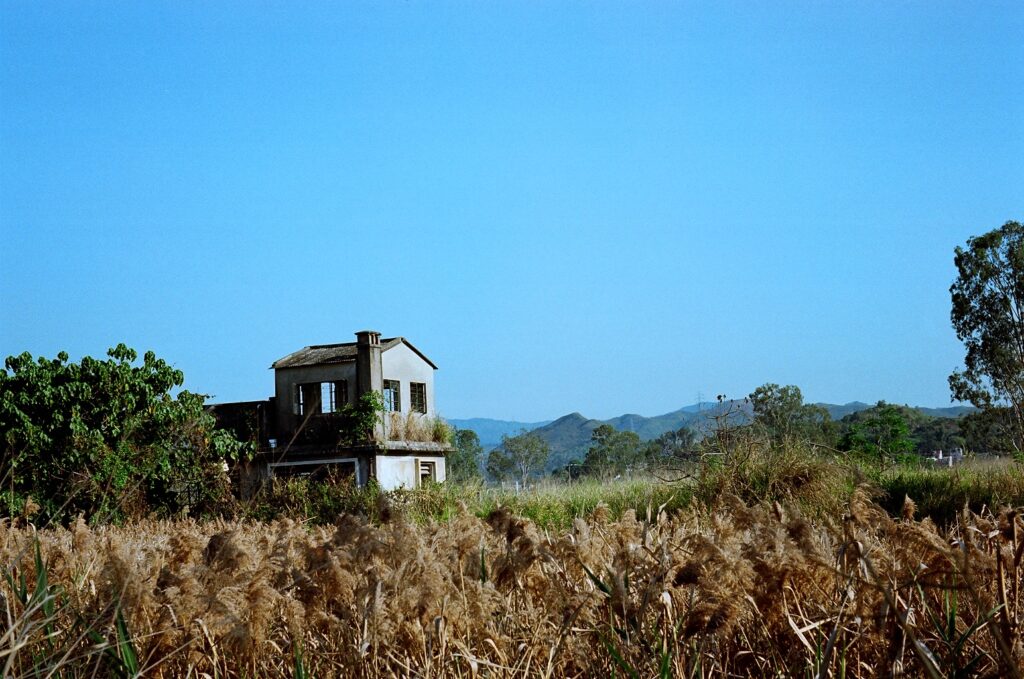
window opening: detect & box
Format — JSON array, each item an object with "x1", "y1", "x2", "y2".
[
  {"x1": 410, "y1": 382, "x2": 427, "y2": 414},
  {"x1": 419, "y1": 461, "x2": 436, "y2": 486},
  {"x1": 335, "y1": 379, "x2": 349, "y2": 407},
  {"x1": 383, "y1": 380, "x2": 401, "y2": 412},
  {"x1": 321, "y1": 382, "x2": 336, "y2": 414},
  {"x1": 294, "y1": 383, "x2": 320, "y2": 416}
]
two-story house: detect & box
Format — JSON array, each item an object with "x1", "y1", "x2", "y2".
[{"x1": 212, "y1": 330, "x2": 450, "y2": 495}]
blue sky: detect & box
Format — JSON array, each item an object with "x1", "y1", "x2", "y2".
[{"x1": 1, "y1": 2, "x2": 1022, "y2": 421}]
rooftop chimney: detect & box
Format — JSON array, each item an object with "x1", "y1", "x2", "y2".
[{"x1": 355, "y1": 330, "x2": 383, "y2": 399}]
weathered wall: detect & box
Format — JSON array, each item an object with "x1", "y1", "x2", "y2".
[
  {"x1": 273, "y1": 362, "x2": 358, "y2": 439},
  {"x1": 381, "y1": 342, "x2": 436, "y2": 416},
  {"x1": 375, "y1": 455, "x2": 447, "y2": 490},
  {"x1": 376, "y1": 456, "x2": 417, "y2": 490},
  {"x1": 270, "y1": 339, "x2": 437, "y2": 443}
]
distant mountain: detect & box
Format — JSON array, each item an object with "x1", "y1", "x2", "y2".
[
  {"x1": 532, "y1": 401, "x2": 752, "y2": 471},
  {"x1": 527, "y1": 413, "x2": 605, "y2": 469},
  {"x1": 820, "y1": 401, "x2": 872, "y2": 420},
  {"x1": 819, "y1": 402, "x2": 976, "y2": 421},
  {"x1": 605, "y1": 402, "x2": 732, "y2": 440},
  {"x1": 910, "y1": 405, "x2": 976, "y2": 418},
  {"x1": 447, "y1": 417, "x2": 551, "y2": 448},
  {"x1": 453, "y1": 401, "x2": 976, "y2": 474}
]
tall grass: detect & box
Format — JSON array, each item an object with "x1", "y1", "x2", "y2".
[
  {"x1": 7, "y1": 438, "x2": 1024, "y2": 675},
  {"x1": 875, "y1": 457, "x2": 1024, "y2": 525},
  {"x1": 4, "y1": 488, "x2": 1024, "y2": 676},
  {"x1": 244, "y1": 475, "x2": 691, "y2": 530}
]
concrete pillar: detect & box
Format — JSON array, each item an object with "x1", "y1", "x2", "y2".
[{"x1": 355, "y1": 330, "x2": 384, "y2": 441}]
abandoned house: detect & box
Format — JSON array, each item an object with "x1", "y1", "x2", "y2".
[{"x1": 210, "y1": 330, "x2": 450, "y2": 495}]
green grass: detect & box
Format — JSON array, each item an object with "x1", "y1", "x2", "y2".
[
  {"x1": 462, "y1": 477, "x2": 691, "y2": 529},
  {"x1": 875, "y1": 457, "x2": 1024, "y2": 525},
  {"x1": 244, "y1": 476, "x2": 692, "y2": 530},
  {"x1": 237, "y1": 447, "x2": 1024, "y2": 530}
]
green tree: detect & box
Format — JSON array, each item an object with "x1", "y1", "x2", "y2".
[
  {"x1": 486, "y1": 448, "x2": 514, "y2": 482},
  {"x1": 652, "y1": 426, "x2": 697, "y2": 459},
  {"x1": 582, "y1": 424, "x2": 644, "y2": 478},
  {"x1": 840, "y1": 401, "x2": 916, "y2": 468},
  {"x1": 447, "y1": 427, "x2": 483, "y2": 483},
  {"x1": 911, "y1": 416, "x2": 966, "y2": 456},
  {"x1": 959, "y1": 406, "x2": 1015, "y2": 455},
  {"x1": 0, "y1": 345, "x2": 250, "y2": 522},
  {"x1": 748, "y1": 383, "x2": 832, "y2": 443},
  {"x1": 486, "y1": 430, "x2": 549, "y2": 485},
  {"x1": 949, "y1": 220, "x2": 1024, "y2": 454}
]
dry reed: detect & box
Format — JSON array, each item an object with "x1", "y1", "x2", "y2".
[{"x1": 3, "y1": 490, "x2": 1023, "y2": 677}]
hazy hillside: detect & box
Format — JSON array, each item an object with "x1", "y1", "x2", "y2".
[
  {"x1": 447, "y1": 417, "x2": 551, "y2": 448},
  {"x1": 455, "y1": 401, "x2": 976, "y2": 474},
  {"x1": 820, "y1": 401, "x2": 872, "y2": 420},
  {"x1": 915, "y1": 405, "x2": 976, "y2": 418},
  {"x1": 818, "y1": 402, "x2": 975, "y2": 420},
  {"x1": 528, "y1": 413, "x2": 604, "y2": 470},
  {"x1": 606, "y1": 402, "x2": 755, "y2": 438}
]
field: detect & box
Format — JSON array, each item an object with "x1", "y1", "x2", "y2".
[{"x1": 5, "y1": 448, "x2": 1024, "y2": 677}]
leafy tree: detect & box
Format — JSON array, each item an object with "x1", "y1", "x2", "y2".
[
  {"x1": 486, "y1": 430, "x2": 549, "y2": 485},
  {"x1": 911, "y1": 416, "x2": 965, "y2": 456},
  {"x1": 486, "y1": 448, "x2": 514, "y2": 482},
  {"x1": 650, "y1": 426, "x2": 697, "y2": 460},
  {"x1": 959, "y1": 406, "x2": 1015, "y2": 455},
  {"x1": 748, "y1": 383, "x2": 832, "y2": 443},
  {"x1": 949, "y1": 220, "x2": 1024, "y2": 453},
  {"x1": 840, "y1": 401, "x2": 916, "y2": 468},
  {"x1": 582, "y1": 424, "x2": 644, "y2": 478},
  {"x1": 447, "y1": 427, "x2": 483, "y2": 483},
  {"x1": 0, "y1": 345, "x2": 250, "y2": 522}
]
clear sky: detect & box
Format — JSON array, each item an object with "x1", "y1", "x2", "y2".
[{"x1": 1, "y1": 2, "x2": 1022, "y2": 421}]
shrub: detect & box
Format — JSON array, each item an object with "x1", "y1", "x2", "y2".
[
  {"x1": 876, "y1": 458, "x2": 1024, "y2": 525},
  {"x1": 692, "y1": 432, "x2": 852, "y2": 517},
  {"x1": 0, "y1": 345, "x2": 250, "y2": 523}
]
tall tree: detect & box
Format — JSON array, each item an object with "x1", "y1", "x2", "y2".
[
  {"x1": 447, "y1": 428, "x2": 483, "y2": 483},
  {"x1": 748, "y1": 383, "x2": 832, "y2": 443},
  {"x1": 649, "y1": 426, "x2": 698, "y2": 462},
  {"x1": 582, "y1": 424, "x2": 644, "y2": 478},
  {"x1": 485, "y1": 448, "x2": 515, "y2": 483},
  {"x1": 950, "y1": 220, "x2": 1024, "y2": 453},
  {"x1": 840, "y1": 402, "x2": 916, "y2": 468},
  {"x1": 487, "y1": 430, "x2": 549, "y2": 485}
]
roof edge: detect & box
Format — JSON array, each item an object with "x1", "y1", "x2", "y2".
[{"x1": 386, "y1": 337, "x2": 439, "y2": 370}]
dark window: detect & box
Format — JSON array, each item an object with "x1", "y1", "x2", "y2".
[
  {"x1": 419, "y1": 460, "x2": 436, "y2": 486},
  {"x1": 410, "y1": 382, "x2": 427, "y2": 414},
  {"x1": 383, "y1": 379, "x2": 401, "y2": 412},
  {"x1": 294, "y1": 383, "x2": 321, "y2": 416},
  {"x1": 334, "y1": 379, "x2": 349, "y2": 408}
]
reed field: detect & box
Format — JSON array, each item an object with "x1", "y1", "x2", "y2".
[{"x1": 5, "y1": 446, "x2": 1024, "y2": 677}]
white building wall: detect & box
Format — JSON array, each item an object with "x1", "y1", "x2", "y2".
[
  {"x1": 381, "y1": 342, "x2": 436, "y2": 416},
  {"x1": 376, "y1": 456, "x2": 418, "y2": 490},
  {"x1": 375, "y1": 455, "x2": 447, "y2": 490}
]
